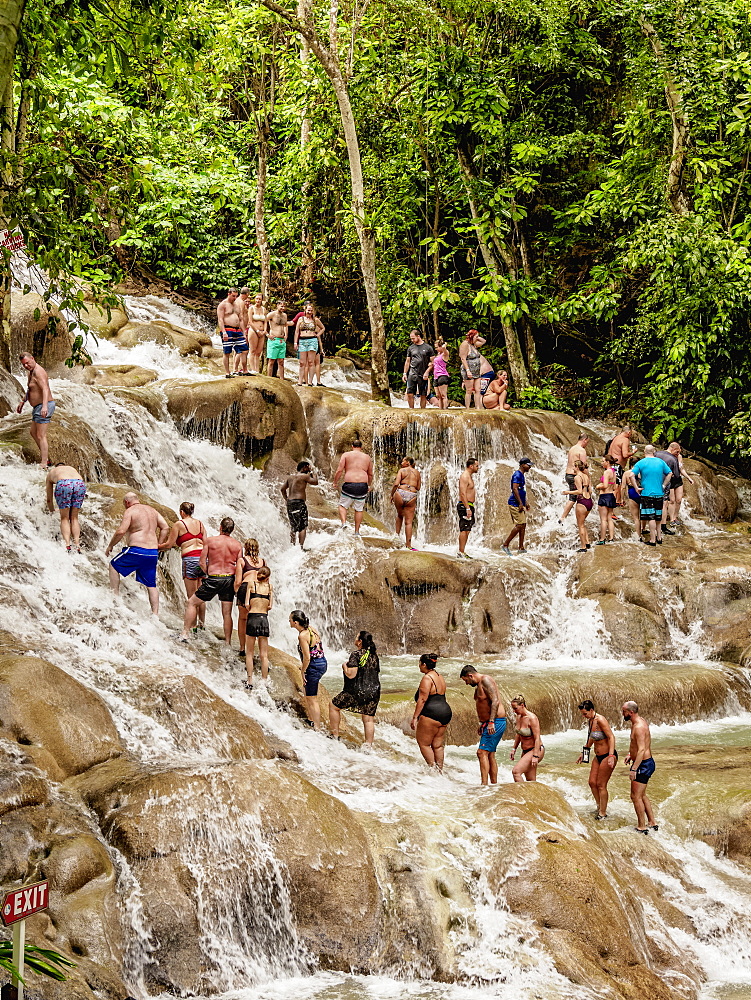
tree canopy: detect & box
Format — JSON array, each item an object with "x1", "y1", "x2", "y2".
[{"x1": 3, "y1": 0, "x2": 751, "y2": 460}]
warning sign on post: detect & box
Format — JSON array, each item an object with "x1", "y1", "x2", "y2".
[{"x1": 1, "y1": 881, "x2": 49, "y2": 926}]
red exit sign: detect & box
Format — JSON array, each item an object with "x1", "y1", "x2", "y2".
[{"x1": 1, "y1": 881, "x2": 49, "y2": 926}]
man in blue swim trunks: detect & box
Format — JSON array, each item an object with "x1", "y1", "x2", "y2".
[
  {"x1": 217, "y1": 288, "x2": 250, "y2": 378},
  {"x1": 106, "y1": 492, "x2": 169, "y2": 615},
  {"x1": 460, "y1": 665, "x2": 507, "y2": 785},
  {"x1": 17, "y1": 351, "x2": 56, "y2": 468},
  {"x1": 623, "y1": 701, "x2": 658, "y2": 834}
]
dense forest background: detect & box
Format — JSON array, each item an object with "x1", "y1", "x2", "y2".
[{"x1": 2, "y1": 0, "x2": 751, "y2": 462}]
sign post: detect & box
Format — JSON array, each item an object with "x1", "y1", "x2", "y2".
[{"x1": 2, "y1": 880, "x2": 49, "y2": 1000}]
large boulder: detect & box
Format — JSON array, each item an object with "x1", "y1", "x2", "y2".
[
  {"x1": 115, "y1": 321, "x2": 204, "y2": 356},
  {"x1": 10, "y1": 291, "x2": 74, "y2": 369},
  {"x1": 161, "y1": 375, "x2": 307, "y2": 473},
  {"x1": 77, "y1": 301, "x2": 129, "y2": 338},
  {"x1": 0, "y1": 655, "x2": 123, "y2": 777},
  {"x1": 81, "y1": 364, "x2": 158, "y2": 388},
  {"x1": 0, "y1": 366, "x2": 23, "y2": 417},
  {"x1": 682, "y1": 458, "x2": 739, "y2": 521}
]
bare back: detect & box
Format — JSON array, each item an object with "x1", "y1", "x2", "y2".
[
  {"x1": 47, "y1": 465, "x2": 81, "y2": 484},
  {"x1": 629, "y1": 717, "x2": 652, "y2": 760},
  {"x1": 285, "y1": 472, "x2": 317, "y2": 501},
  {"x1": 123, "y1": 503, "x2": 163, "y2": 549},
  {"x1": 395, "y1": 467, "x2": 421, "y2": 492},
  {"x1": 205, "y1": 534, "x2": 242, "y2": 575},
  {"x1": 609, "y1": 433, "x2": 631, "y2": 466},
  {"x1": 566, "y1": 443, "x2": 587, "y2": 475},
  {"x1": 340, "y1": 450, "x2": 372, "y2": 483}
]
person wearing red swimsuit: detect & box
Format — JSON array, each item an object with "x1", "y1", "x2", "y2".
[{"x1": 160, "y1": 502, "x2": 207, "y2": 627}]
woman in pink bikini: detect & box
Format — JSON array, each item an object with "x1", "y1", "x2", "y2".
[
  {"x1": 561, "y1": 459, "x2": 593, "y2": 551},
  {"x1": 425, "y1": 338, "x2": 450, "y2": 409},
  {"x1": 161, "y1": 502, "x2": 207, "y2": 626},
  {"x1": 390, "y1": 457, "x2": 422, "y2": 550}
]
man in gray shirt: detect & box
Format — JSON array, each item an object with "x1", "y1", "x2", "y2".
[
  {"x1": 655, "y1": 443, "x2": 680, "y2": 535},
  {"x1": 402, "y1": 330, "x2": 435, "y2": 408}
]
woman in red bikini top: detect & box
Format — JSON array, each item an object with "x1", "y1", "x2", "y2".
[{"x1": 162, "y1": 501, "x2": 207, "y2": 625}]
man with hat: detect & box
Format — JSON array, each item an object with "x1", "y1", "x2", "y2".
[{"x1": 502, "y1": 457, "x2": 533, "y2": 554}]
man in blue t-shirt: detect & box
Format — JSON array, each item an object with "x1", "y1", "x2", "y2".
[
  {"x1": 502, "y1": 458, "x2": 533, "y2": 554},
  {"x1": 631, "y1": 445, "x2": 673, "y2": 547}
]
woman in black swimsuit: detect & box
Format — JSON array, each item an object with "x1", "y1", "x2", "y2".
[
  {"x1": 576, "y1": 699, "x2": 617, "y2": 819},
  {"x1": 329, "y1": 630, "x2": 381, "y2": 745},
  {"x1": 411, "y1": 653, "x2": 452, "y2": 772},
  {"x1": 243, "y1": 566, "x2": 272, "y2": 688},
  {"x1": 233, "y1": 538, "x2": 266, "y2": 662}
]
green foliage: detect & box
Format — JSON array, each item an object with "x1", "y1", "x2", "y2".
[{"x1": 0, "y1": 941, "x2": 76, "y2": 983}]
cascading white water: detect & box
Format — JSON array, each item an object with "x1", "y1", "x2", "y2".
[{"x1": 3, "y1": 312, "x2": 751, "y2": 1000}]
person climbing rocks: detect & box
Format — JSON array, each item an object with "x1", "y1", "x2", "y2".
[
  {"x1": 460, "y1": 665, "x2": 507, "y2": 785},
  {"x1": 17, "y1": 351, "x2": 56, "y2": 468},
  {"x1": 608, "y1": 426, "x2": 638, "y2": 505},
  {"x1": 333, "y1": 436, "x2": 373, "y2": 536},
  {"x1": 106, "y1": 492, "x2": 169, "y2": 615},
  {"x1": 46, "y1": 463, "x2": 86, "y2": 552},
  {"x1": 181, "y1": 516, "x2": 242, "y2": 643},
  {"x1": 457, "y1": 457, "x2": 479, "y2": 558},
  {"x1": 234, "y1": 537, "x2": 267, "y2": 663},
  {"x1": 509, "y1": 696, "x2": 545, "y2": 781},
  {"x1": 241, "y1": 565, "x2": 272, "y2": 688},
  {"x1": 595, "y1": 456, "x2": 617, "y2": 544},
  {"x1": 329, "y1": 630, "x2": 381, "y2": 745},
  {"x1": 561, "y1": 458, "x2": 593, "y2": 552},
  {"x1": 217, "y1": 288, "x2": 249, "y2": 378},
  {"x1": 630, "y1": 445, "x2": 673, "y2": 547},
  {"x1": 411, "y1": 653, "x2": 452, "y2": 772},
  {"x1": 390, "y1": 456, "x2": 421, "y2": 550},
  {"x1": 160, "y1": 501, "x2": 207, "y2": 627},
  {"x1": 576, "y1": 700, "x2": 617, "y2": 819},
  {"x1": 281, "y1": 461, "x2": 319, "y2": 549},
  {"x1": 289, "y1": 609, "x2": 328, "y2": 730},
  {"x1": 503, "y1": 458, "x2": 533, "y2": 554},
  {"x1": 622, "y1": 701, "x2": 658, "y2": 834},
  {"x1": 402, "y1": 329, "x2": 435, "y2": 408},
  {"x1": 559, "y1": 433, "x2": 589, "y2": 523}
]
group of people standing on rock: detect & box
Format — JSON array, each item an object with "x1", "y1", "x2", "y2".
[
  {"x1": 559, "y1": 428, "x2": 694, "y2": 550},
  {"x1": 402, "y1": 328, "x2": 512, "y2": 410},
  {"x1": 216, "y1": 288, "x2": 326, "y2": 385}
]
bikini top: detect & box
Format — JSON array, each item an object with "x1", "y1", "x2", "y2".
[
  {"x1": 242, "y1": 556, "x2": 266, "y2": 576},
  {"x1": 589, "y1": 720, "x2": 606, "y2": 741},
  {"x1": 246, "y1": 588, "x2": 270, "y2": 604},
  {"x1": 517, "y1": 723, "x2": 532, "y2": 737},
  {"x1": 299, "y1": 627, "x2": 324, "y2": 660},
  {"x1": 300, "y1": 317, "x2": 316, "y2": 333},
  {"x1": 252, "y1": 310, "x2": 266, "y2": 322},
  {"x1": 176, "y1": 520, "x2": 204, "y2": 545}
]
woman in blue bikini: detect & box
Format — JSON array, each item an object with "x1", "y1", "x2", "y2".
[{"x1": 294, "y1": 302, "x2": 325, "y2": 387}]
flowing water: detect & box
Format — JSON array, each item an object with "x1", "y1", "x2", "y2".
[{"x1": 2, "y1": 294, "x2": 751, "y2": 1000}]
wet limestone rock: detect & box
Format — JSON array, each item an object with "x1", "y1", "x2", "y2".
[
  {"x1": 683, "y1": 458, "x2": 739, "y2": 521},
  {"x1": 81, "y1": 363, "x2": 158, "y2": 388},
  {"x1": 86, "y1": 484, "x2": 177, "y2": 530},
  {"x1": 71, "y1": 756, "x2": 382, "y2": 994},
  {"x1": 161, "y1": 374, "x2": 307, "y2": 471},
  {"x1": 10, "y1": 291, "x2": 75, "y2": 370},
  {"x1": 0, "y1": 655, "x2": 123, "y2": 777},
  {"x1": 0, "y1": 366, "x2": 23, "y2": 417},
  {"x1": 115, "y1": 320, "x2": 204, "y2": 356},
  {"x1": 77, "y1": 300, "x2": 129, "y2": 338}
]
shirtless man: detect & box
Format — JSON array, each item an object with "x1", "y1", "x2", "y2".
[
  {"x1": 281, "y1": 461, "x2": 319, "y2": 548},
  {"x1": 46, "y1": 463, "x2": 87, "y2": 552},
  {"x1": 106, "y1": 492, "x2": 169, "y2": 615},
  {"x1": 457, "y1": 457, "x2": 478, "y2": 557},
  {"x1": 559, "y1": 433, "x2": 589, "y2": 523},
  {"x1": 609, "y1": 427, "x2": 638, "y2": 505},
  {"x1": 460, "y1": 665, "x2": 507, "y2": 784},
  {"x1": 266, "y1": 299, "x2": 292, "y2": 379},
  {"x1": 181, "y1": 517, "x2": 243, "y2": 644},
  {"x1": 332, "y1": 437, "x2": 373, "y2": 536},
  {"x1": 622, "y1": 701, "x2": 658, "y2": 834},
  {"x1": 217, "y1": 288, "x2": 249, "y2": 378},
  {"x1": 390, "y1": 456, "x2": 421, "y2": 551},
  {"x1": 17, "y1": 352, "x2": 56, "y2": 468}
]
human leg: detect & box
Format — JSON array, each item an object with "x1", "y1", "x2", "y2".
[
  {"x1": 595, "y1": 755, "x2": 616, "y2": 816},
  {"x1": 415, "y1": 716, "x2": 440, "y2": 767},
  {"x1": 245, "y1": 637, "x2": 257, "y2": 683},
  {"x1": 516, "y1": 524, "x2": 527, "y2": 551},
  {"x1": 36, "y1": 423, "x2": 50, "y2": 467},
  {"x1": 437, "y1": 384, "x2": 448, "y2": 409},
  {"x1": 587, "y1": 758, "x2": 600, "y2": 809},
  {"x1": 672, "y1": 484, "x2": 684, "y2": 522},
  {"x1": 459, "y1": 529, "x2": 469, "y2": 554},
  {"x1": 69, "y1": 508, "x2": 81, "y2": 547},
  {"x1": 598, "y1": 505, "x2": 608, "y2": 541},
  {"x1": 407, "y1": 392, "x2": 415, "y2": 408},
  {"x1": 502, "y1": 524, "x2": 521, "y2": 549},
  {"x1": 575, "y1": 504, "x2": 588, "y2": 548},
  {"x1": 329, "y1": 702, "x2": 341, "y2": 737},
  {"x1": 304, "y1": 694, "x2": 321, "y2": 729},
  {"x1": 108, "y1": 563, "x2": 121, "y2": 595},
  {"x1": 354, "y1": 509, "x2": 364, "y2": 535},
  {"x1": 146, "y1": 586, "x2": 159, "y2": 615},
  {"x1": 59, "y1": 509, "x2": 72, "y2": 546},
  {"x1": 238, "y1": 607, "x2": 247, "y2": 654},
  {"x1": 220, "y1": 600, "x2": 234, "y2": 645},
  {"x1": 362, "y1": 714, "x2": 375, "y2": 745},
  {"x1": 477, "y1": 748, "x2": 490, "y2": 785},
  {"x1": 393, "y1": 493, "x2": 405, "y2": 536},
  {"x1": 431, "y1": 725, "x2": 447, "y2": 772},
  {"x1": 630, "y1": 778, "x2": 648, "y2": 829},
  {"x1": 472, "y1": 380, "x2": 482, "y2": 410},
  {"x1": 403, "y1": 501, "x2": 417, "y2": 548},
  {"x1": 258, "y1": 636, "x2": 269, "y2": 679},
  {"x1": 182, "y1": 595, "x2": 203, "y2": 635}
]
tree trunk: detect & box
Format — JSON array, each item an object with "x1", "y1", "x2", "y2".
[
  {"x1": 456, "y1": 147, "x2": 529, "y2": 391},
  {"x1": 255, "y1": 135, "x2": 270, "y2": 298},
  {"x1": 298, "y1": 0, "x2": 314, "y2": 292},
  {"x1": 432, "y1": 188, "x2": 440, "y2": 340},
  {"x1": 640, "y1": 18, "x2": 692, "y2": 217}
]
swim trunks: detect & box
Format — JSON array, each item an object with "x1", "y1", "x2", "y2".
[
  {"x1": 565, "y1": 473, "x2": 577, "y2": 490},
  {"x1": 267, "y1": 337, "x2": 287, "y2": 360},
  {"x1": 639, "y1": 495, "x2": 663, "y2": 521},
  {"x1": 598, "y1": 494, "x2": 617, "y2": 508},
  {"x1": 181, "y1": 555, "x2": 203, "y2": 579},
  {"x1": 54, "y1": 478, "x2": 86, "y2": 509},
  {"x1": 286, "y1": 499, "x2": 309, "y2": 533},
  {"x1": 406, "y1": 375, "x2": 429, "y2": 396},
  {"x1": 110, "y1": 546, "x2": 158, "y2": 588},
  {"x1": 340, "y1": 482, "x2": 369, "y2": 512},
  {"x1": 32, "y1": 400, "x2": 56, "y2": 424},
  {"x1": 298, "y1": 337, "x2": 319, "y2": 353},
  {"x1": 222, "y1": 328, "x2": 248, "y2": 355},
  {"x1": 633, "y1": 757, "x2": 655, "y2": 784},
  {"x1": 304, "y1": 657, "x2": 328, "y2": 696},
  {"x1": 457, "y1": 501, "x2": 475, "y2": 532},
  {"x1": 195, "y1": 574, "x2": 235, "y2": 603},
  {"x1": 670, "y1": 475, "x2": 683, "y2": 490},
  {"x1": 245, "y1": 612, "x2": 270, "y2": 637},
  {"x1": 613, "y1": 464, "x2": 625, "y2": 485},
  {"x1": 508, "y1": 504, "x2": 527, "y2": 525},
  {"x1": 478, "y1": 718, "x2": 507, "y2": 752}
]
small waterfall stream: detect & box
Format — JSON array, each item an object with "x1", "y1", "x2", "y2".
[{"x1": 2, "y1": 295, "x2": 751, "y2": 1000}]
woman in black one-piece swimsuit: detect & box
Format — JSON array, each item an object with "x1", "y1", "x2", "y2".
[{"x1": 411, "y1": 653, "x2": 452, "y2": 772}]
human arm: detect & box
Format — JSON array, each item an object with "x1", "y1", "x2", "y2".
[
  {"x1": 314, "y1": 316, "x2": 325, "y2": 336},
  {"x1": 459, "y1": 474, "x2": 470, "y2": 506},
  {"x1": 105, "y1": 509, "x2": 131, "y2": 556},
  {"x1": 38, "y1": 370, "x2": 52, "y2": 417},
  {"x1": 481, "y1": 677, "x2": 500, "y2": 733},
  {"x1": 662, "y1": 462, "x2": 673, "y2": 491},
  {"x1": 366, "y1": 457, "x2": 374, "y2": 488},
  {"x1": 402, "y1": 348, "x2": 411, "y2": 382},
  {"x1": 390, "y1": 468, "x2": 404, "y2": 499},
  {"x1": 158, "y1": 520, "x2": 181, "y2": 551},
  {"x1": 217, "y1": 301, "x2": 228, "y2": 337},
  {"x1": 601, "y1": 716, "x2": 616, "y2": 761},
  {"x1": 155, "y1": 512, "x2": 169, "y2": 547},
  {"x1": 298, "y1": 630, "x2": 311, "y2": 672},
  {"x1": 267, "y1": 583, "x2": 273, "y2": 613},
  {"x1": 306, "y1": 470, "x2": 319, "y2": 486},
  {"x1": 562, "y1": 472, "x2": 584, "y2": 497},
  {"x1": 342, "y1": 649, "x2": 359, "y2": 679},
  {"x1": 411, "y1": 675, "x2": 430, "y2": 729},
  {"x1": 679, "y1": 456, "x2": 694, "y2": 484},
  {"x1": 198, "y1": 539, "x2": 210, "y2": 576},
  {"x1": 294, "y1": 318, "x2": 303, "y2": 350},
  {"x1": 281, "y1": 477, "x2": 290, "y2": 501},
  {"x1": 234, "y1": 558, "x2": 243, "y2": 593},
  {"x1": 510, "y1": 733, "x2": 521, "y2": 760},
  {"x1": 332, "y1": 455, "x2": 346, "y2": 488},
  {"x1": 530, "y1": 714, "x2": 543, "y2": 761},
  {"x1": 512, "y1": 480, "x2": 524, "y2": 506},
  {"x1": 45, "y1": 473, "x2": 55, "y2": 512}
]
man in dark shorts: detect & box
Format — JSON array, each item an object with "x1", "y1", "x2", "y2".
[
  {"x1": 401, "y1": 329, "x2": 435, "y2": 408},
  {"x1": 217, "y1": 288, "x2": 249, "y2": 378},
  {"x1": 181, "y1": 516, "x2": 242, "y2": 645},
  {"x1": 655, "y1": 443, "x2": 681, "y2": 535},
  {"x1": 630, "y1": 445, "x2": 672, "y2": 547},
  {"x1": 281, "y1": 461, "x2": 319, "y2": 549},
  {"x1": 622, "y1": 701, "x2": 657, "y2": 833},
  {"x1": 503, "y1": 458, "x2": 533, "y2": 555},
  {"x1": 608, "y1": 426, "x2": 638, "y2": 505},
  {"x1": 460, "y1": 665, "x2": 507, "y2": 785},
  {"x1": 457, "y1": 457, "x2": 478, "y2": 557}
]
